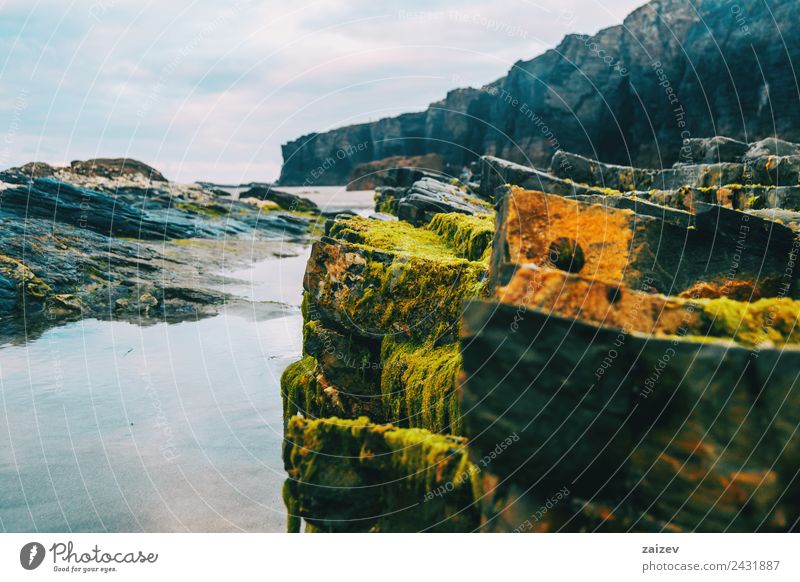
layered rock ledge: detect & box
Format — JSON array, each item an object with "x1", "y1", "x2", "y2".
[
  {"x1": 0, "y1": 158, "x2": 316, "y2": 340},
  {"x1": 283, "y1": 137, "x2": 800, "y2": 532}
]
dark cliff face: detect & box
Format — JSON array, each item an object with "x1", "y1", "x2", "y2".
[{"x1": 279, "y1": 0, "x2": 800, "y2": 185}]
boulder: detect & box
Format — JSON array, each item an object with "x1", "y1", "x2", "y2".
[
  {"x1": 744, "y1": 137, "x2": 800, "y2": 159},
  {"x1": 282, "y1": 416, "x2": 479, "y2": 532},
  {"x1": 239, "y1": 186, "x2": 320, "y2": 214},
  {"x1": 459, "y1": 299, "x2": 800, "y2": 532},
  {"x1": 69, "y1": 158, "x2": 168, "y2": 182},
  {"x1": 303, "y1": 216, "x2": 488, "y2": 343},
  {"x1": 682, "y1": 136, "x2": 749, "y2": 164},
  {"x1": 490, "y1": 186, "x2": 795, "y2": 298},
  {"x1": 393, "y1": 178, "x2": 491, "y2": 227}
]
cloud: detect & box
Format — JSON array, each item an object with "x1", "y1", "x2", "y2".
[{"x1": 0, "y1": 0, "x2": 645, "y2": 182}]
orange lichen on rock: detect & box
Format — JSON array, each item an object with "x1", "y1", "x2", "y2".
[
  {"x1": 503, "y1": 186, "x2": 637, "y2": 284},
  {"x1": 497, "y1": 265, "x2": 800, "y2": 347},
  {"x1": 496, "y1": 265, "x2": 699, "y2": 338}
]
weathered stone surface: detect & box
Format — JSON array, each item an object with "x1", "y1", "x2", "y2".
[
  {"x1": 552, "y1": 150, "x2": 746, "y2": 190},
  {"x1": 460, "y1": 299, "x2": 800, "y2": 532},
  {"x1": 68, "y1": 158, "x2": 168, "y2": 182},
  {"x1": 744, "y1": 156, "x2": 800, "y2": 186},
  {"x1": 639, "y1": 184, "x2": 800, "y2": 214},
  {"x1": 747, "y1": 209, "x2": 800, "y2": 232},
  {"x1": 303, "y1": 320, "x2": 380, "y2": 392},
  {"x1": 304, "y1": 232, "x2": 485, "y2": 338},
  {"x1": 490, "y1": 186, "x2": 795, "y2": 299},
  {"x1": 346, "y1": 153, "x2": 445, "y2": 191},
  {"x1": 684, "y1": 136, "x2": 749, "y2": 164},
  {"x1": 303, "y1": 217, "x2": 488, "y2": 343},
  {"x1": 744, "y1": 138, "x2": 800, "y2": 160},
  {"x1": 480, "y1": 155, "x2": 619, "y2": 200},
  {"x1": 380, "y1": 337, "x2": 462, "y2": 434},
  {"x1": 551, "y1": 150, "x2": 657, "y2": 191},
  {"x1": 388, "y1": 178, "x2": 490, "y2": 227},
  {"x1": 282, "y1": 416, "x2": 479, "y2": 532},
  {"x1": 281, "y1": 354, "x2": 383, "y2": 425},
  {"x1": 571, "y1": 194, "x2": 693, "y2": 229},
  {"x1": 498, "y1": 265, "x2": 800, "y2": 345}
]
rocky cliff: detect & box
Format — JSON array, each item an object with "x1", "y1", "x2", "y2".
[{"x1": 279, "y1": 0, "x2": 800, "y2": 185}]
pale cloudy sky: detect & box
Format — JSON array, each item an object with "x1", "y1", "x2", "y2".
[{"x1": 0, "y1": 0, "x2": 645, "y2": 183}]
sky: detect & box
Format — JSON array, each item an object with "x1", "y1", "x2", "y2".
[{"x1": 0, "y1": 0, "x2": 646, "y2": 183}]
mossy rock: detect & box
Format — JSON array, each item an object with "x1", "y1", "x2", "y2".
[
  {"x1": 498, "y1": 265, "x2": 800, "y2": 349},
  {"x1": 282, "y1": 416, "x2": 479, "y2": 532},
  {"x1": 327, "y1": 214, "x2": 490, "y2": 262},
  {"x1": 427, "y1": 213, "x2": 494, "y2": 262},
  {"x1": 0, "y1": 254, "x2": 53, "y2": 306},
  {"x1": 281, "y1": 356, "x2": 323, "y2": 425},
  {"x1": 380, "y1": 337, "x2": 462, "y2": 434},
  {"x1": 281, "y1": 352, "x2": 384, "y2": 424},
  {"x1": 305, "y1": 217, "x2": 489, "y2": 343},
  {"x1": 702, "y1": 297, "x2": 800, "y2": 346},
  {"x1": 303, "y1": 319, "x2": 381, "y2": 395}
]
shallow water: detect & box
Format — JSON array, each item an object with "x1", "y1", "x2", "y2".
[
  {"x1": 227, "y1": 185, "x2": 374, "y2": 213},
  {"x1": 0, "y1": 189, "x2": 374, "y2": 532}
]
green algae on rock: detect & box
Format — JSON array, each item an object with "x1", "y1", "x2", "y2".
[
  {"x1": 380, "y1": 337, "x2": 462, "y2": 434},
  {"x1": 327, "y1": 214, "x2": 486, "y2": 262},
  {"x1": 427, "y1": 213, "x2": 494, "y2": 262},
  {"x1": 305, "y1": 216, "x2": 490, "y2": 343},
  {"x1": 281, "y1": 355, "x2": 323, "y2": 425},
  {"x1": 282, "y1": 416, "x2": 479, "y2": 532},
  {"x1": 283, "y1": 206, "x2": 495, "y2": 531},
  {"x1": 701, "y1": 297, "x2": 800, "y2": 346}
]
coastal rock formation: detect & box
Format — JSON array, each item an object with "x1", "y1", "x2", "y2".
[
  {"x1": 490, "y1": 186, "x2": 795, "y2": 298},
  {"x1": 239, "y1": 186, "x2": 320, "y2": 214},
  {"x1": 283, "y1": 204, "x2": 492, "y2": 429},
  {"x1": 280, "y1": 0, "x2": 800, "y2": 185},
  {"x1": 376, "y1": 177, "x2": 491, "y2": 227},
  {"x1": 459, "y1": 146, "x2": 800, "y2": 532},
  {"x1": 283, "y1": 416, "x2": 478, "y2": 532},
  {"x1": 0, "y1": 158, "x2": 314, "y2": 340},
  {"x1": 282, "y1": 136, "x2": 800, "y2": 533},
  {"x1": 67, "y1": 158, "x2": 168, "y2": 182},
  {"x1": 347, "y1": 153, "x2": 444, "y2": 191}
]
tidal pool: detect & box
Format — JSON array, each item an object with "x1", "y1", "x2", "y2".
[{"x1": 0, "y1": 187, "x2": 373, "y2": 532}]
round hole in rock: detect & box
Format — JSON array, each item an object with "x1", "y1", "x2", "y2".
[
  {"x1": 606, "y1": 286, "x2": 623, "y2": 304},
  {"x1": 547, "y1": 237, "x2": 585, "y2": 273}
]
